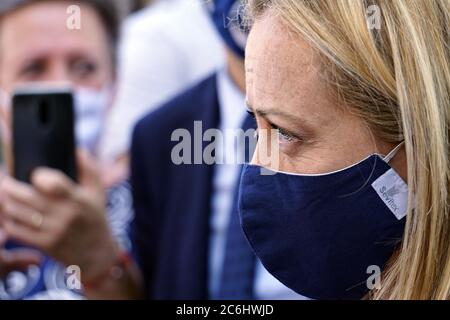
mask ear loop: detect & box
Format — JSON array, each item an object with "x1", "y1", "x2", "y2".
[{"x1": 383, "y1": 141, "x2": 405, "y2": 163}]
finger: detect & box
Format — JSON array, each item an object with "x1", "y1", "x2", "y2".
[
  {"x1": 3, "y1": 219, "x2": 47, "y2": 249},
  {"x1": 31, "y1": 167, "x2": 76, "y2": 198},
  {"x1": 2, "y1": 199, "x2": 47, "y2": 230},
  {"x1": 0, "y1": 176, "x2": 45, "y2": 212},
  {"x1": 77, "y1": 149, "x2": 102, "y2": 190},
  {"x1": 0, "y1": 249, "x2": 42, "y2": 266},
  {"x1": 0, "y1": 249, "x2": 42, "y2": 276}
]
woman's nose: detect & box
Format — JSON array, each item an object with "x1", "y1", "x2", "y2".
[{"x1": 250, "y1": 133, "x2": 281, "y2": 171}]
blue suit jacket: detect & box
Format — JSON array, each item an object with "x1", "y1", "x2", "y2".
[{"x1": 130, "y1": 74, "x2": 220, "y2": 299}]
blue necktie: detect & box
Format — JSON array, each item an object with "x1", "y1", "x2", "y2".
[{"x1": 217, "y1": 116, "x2": 256, "y2": 300}]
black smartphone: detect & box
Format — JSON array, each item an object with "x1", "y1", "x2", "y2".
[{"x1": 12, "y1": 86, "x2": 77, "y2": 183}]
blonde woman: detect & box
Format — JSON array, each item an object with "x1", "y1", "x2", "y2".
[{"x1": 239, "y1": 0, "x2": 450, "y2": 299}]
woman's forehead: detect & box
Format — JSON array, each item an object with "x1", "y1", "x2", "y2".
[{"x1": 245, "y1": 13, "x2": 333, "y2": 116}]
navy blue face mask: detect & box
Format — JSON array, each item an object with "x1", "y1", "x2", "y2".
[
  {"x1": 207, "y1": 0, "x2": 248, "y2": 58},
  {"x1": 239, "y1": 144, "x2": 408, "y2": 300}
]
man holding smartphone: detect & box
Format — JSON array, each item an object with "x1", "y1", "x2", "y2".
[{"x1": 0, "y1": 0, "x2": 137, "y2": 300}]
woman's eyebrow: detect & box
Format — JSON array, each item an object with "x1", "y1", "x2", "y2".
[
  {"x1": 247, "y1": 101, "x2": 293, "y2": 119},
  {"x1": 247, "y1": 102, "x2": 313, "y2": 127},
  {"x1": 256, "y1": 108, "x2": 294, "y2": 120}
]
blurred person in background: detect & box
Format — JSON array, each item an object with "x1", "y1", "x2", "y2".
[
  {"x1": 0, "y1": 0, "x2": 136, "y2": 300},
  {"x1": 98, "y1": 0, "x2": 225, "y2": 185}
]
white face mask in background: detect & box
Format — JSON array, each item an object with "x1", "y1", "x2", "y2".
[{"x1": 73, "y1": 86, "x2": 111, "y2": 155}]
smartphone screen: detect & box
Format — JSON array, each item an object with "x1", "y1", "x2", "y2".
[{"x1": 12, "y1": 86, "x2": 77, "y2": 183}]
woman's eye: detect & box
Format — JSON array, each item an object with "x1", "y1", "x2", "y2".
[
  {"x1": 245, "y1": 108, "x2": 303, "y2": 144},
  {"x1": 271, "y1": 124, "x2": 298, "y2": 143},
  {"x1": 278, "y1": 129, "x2": 296, "y2": 142}
]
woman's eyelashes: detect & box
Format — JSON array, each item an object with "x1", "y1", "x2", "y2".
[
  {"x1": 269, "y1": 123, "x2": 299, "y2": 143},
  {"x1": 246, "y1": 108, "x2": 305, "y2": 145}
]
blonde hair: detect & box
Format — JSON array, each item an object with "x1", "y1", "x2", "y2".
[{"x1": 246, "y1": 0, "x2": 450, "y2": 299}]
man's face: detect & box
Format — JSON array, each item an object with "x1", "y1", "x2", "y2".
[{"x1": 0, "y1": 1, "x2": 114, "y2": 94}]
